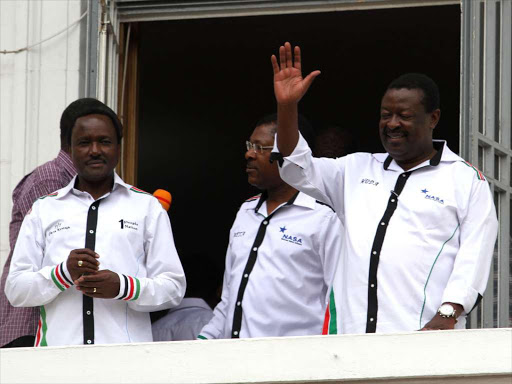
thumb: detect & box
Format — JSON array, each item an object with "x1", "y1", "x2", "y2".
[{"x1": 302, "y1": 70, "x2": 321, "y2": 93}]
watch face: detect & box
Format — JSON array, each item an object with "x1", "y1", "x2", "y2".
[{"x1": 439, "y1": 304, "x2": 454, "y2": 316}]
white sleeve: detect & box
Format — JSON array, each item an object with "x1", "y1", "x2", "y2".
[
  {"x1": 275, "y1": 132, "x2": 347, "y2": 220},
  {"x1": 6, "y1": 203, "x2": 74, "y2": 307},
  {"x1": 441, "y1": 177, "x2": 499, "y2": 314},
  {"x1": 198, "y1": 236, "x2": 234, "y2": 339},
  {"x1": 319, "y1": 210, "x2": 344, "y2": 290},
  {"x1": 318, "y1": 209, "x2": 344, "y2": 335},
  {"x1": 118, "y1": 200, "x2": 186, "y2": 312}
]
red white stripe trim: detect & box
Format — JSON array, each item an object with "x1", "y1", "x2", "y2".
[
  {"x1": 124, "y1": 276, "x2": 135, "y2": 301},
  {"x1": 55, "y1": 264, "x2": 70, "y2": 289},
  {"x1": 463, "y1": 161, "x2": 485, "y2": 180},
  {"x1": 322, "y1": 304, "x2": 330, "y2": 335},
  {"x1": 35, "y1": 318, "x2": 42, "y2": 347}
]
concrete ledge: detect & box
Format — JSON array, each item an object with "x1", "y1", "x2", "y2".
[{"x1": 1, "y1": 328, "x2": 511, "y2": 383}]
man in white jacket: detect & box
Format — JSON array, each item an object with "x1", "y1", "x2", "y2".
[
  {"x1": 6, "y1": 99, "x2": 186, "y2": 346},
  {"x1": 199, "y1": 115, "x2": 343, "y2": 339},
  {"x1": 270, "y1": 42, "x2": 497, "y2": 334}
]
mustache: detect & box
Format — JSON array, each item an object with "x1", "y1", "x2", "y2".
[
  {"x1": 246, "y1": 161, "x2": 257, "y2": 170},
  {"x1": 86, "y1": 157, "x2": 106, "y2": 165},
  {"x1": 384, "y1": 127, "x2": 407, "y2": 135}
]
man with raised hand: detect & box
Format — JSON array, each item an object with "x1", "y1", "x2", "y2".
[
  {"x1": 199, "y1": 114, "x2": 342, "y2": 339},
  {"x1": 6, "y1": 99, "x2": 186, "y2": 346},
  {"x1": 271, "y1": 42, "x2": 497, "y2": 333}
]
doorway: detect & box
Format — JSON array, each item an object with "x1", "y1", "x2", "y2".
[{"x1": 135, "y1": 5, "x2": 461, "y2": 302}]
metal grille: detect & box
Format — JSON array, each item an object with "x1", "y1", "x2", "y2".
[{"x1": 461, "y1": 0, "x2": 512, "y2": 328}]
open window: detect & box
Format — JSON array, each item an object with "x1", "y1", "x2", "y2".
[{"x1": 96, "y1": 0, "x2": 510, "y2": 327}]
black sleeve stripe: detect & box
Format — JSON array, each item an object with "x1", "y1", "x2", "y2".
[
  {"x1": 468, "y1": 293, "x2": 483, "y2": 314},
  {"x1": 120, "y1": 274, "x2": 129, "y2": 300},
  {"x1": 60, "y1": 262, "x2": 74, "y2": 286}
]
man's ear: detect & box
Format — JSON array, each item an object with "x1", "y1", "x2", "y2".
[{"x1": 430, "y1": 109, "x2": 441, "y2": 130}]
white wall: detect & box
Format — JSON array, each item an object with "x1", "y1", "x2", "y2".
[
  {"x1": 0, "y1": 0, "x2": 86, "y2": 269},
  {"x1": 1, "y1": 329, "x2": 511, "y2": 383}
]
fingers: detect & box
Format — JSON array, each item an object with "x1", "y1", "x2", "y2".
[
  {"x1": 274, "y1": 42, "x2": 311, "y2": 73},
  {"x1": 76, "y1": 279, "x2": 99, "y2": 288},
  {"x1": 271, "y1": 55, "x2": 279, "y2": 75},
  {"x1": 70, "y1": 249, "x2": 100, "y2": 266},
  {"x1": 74, "y1": 248, "x2": 100, "y2": 258},
  {"x1": 75, "y1": 270, "x2": 120, "y2": 299},
  {"x1": 78, "y1": 259, "x2": 99, "y2": 270},
  {"x1": 76, "y1": 273, "x2": 108, "y2": 283},
  {"x1": 73, "y1": 256, "x2": 99, "y2": 275},
  {"x1": 279, "y1": 45, "x2": 286, "y2": 70},
  {"x1": 285, "y1": 42, "x2": 293, "y2": 69},
  {"x1": 303, "y1": 70, "x2": 321, "y2": 91},
  {"x1": 79, "y1": 286, "x2": 104, "y2": 298},
  {"x1": 76, "y1": 254, "x2": 100, "y2": 265},
  {"x1": 67, "y1": 249, "x2": 101, "y2": 280},
  {"x1": 76, "y1": 266, "x2": 99, "y2": 275},
  {"x1": 294, "y1": 45, "x2": 301, "y2": 72},
  {"x1": 274, "y1": 42, "x2": 305, "y2": 72}
]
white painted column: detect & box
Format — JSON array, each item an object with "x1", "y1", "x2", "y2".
[{"x1": 0, "y1": 0, "x2": 86, "y2": 269}]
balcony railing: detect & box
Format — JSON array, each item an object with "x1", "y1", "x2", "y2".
[{"x1": 1, "y1": 328, "x2": 511, "y2": 383}]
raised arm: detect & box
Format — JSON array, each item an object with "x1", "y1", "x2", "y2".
[{"x1": 271, "y1": 42, "x2": 320, "y2": 156}]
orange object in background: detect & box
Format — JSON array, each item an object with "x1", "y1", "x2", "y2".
[{"x1": 153, "y1": 189, "x2": 172, "y2": 211}]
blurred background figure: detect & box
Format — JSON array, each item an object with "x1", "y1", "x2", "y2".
[
  {"x1": 313, "y1": 125, "x2": 357, "y2": 158},
  {"x1": 151, "y1": 252, "x2": 219, "y2": 341}
]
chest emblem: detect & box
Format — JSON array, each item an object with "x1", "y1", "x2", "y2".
[
  {"x1": 421, "y1": 188, "x2": 444, "y2": 204},
  {"x1": 119, "y1": 219, "x2": 139, "y2": 230},
  {"x1": 361, "y1": 178, "x2": 379, "y2": 186},
  {"x1": 280, "y1": 226, "x2": 302, "y2": 246},
  {"x1": 48, "y1": 221, "x2": 70, "y2": 237}
]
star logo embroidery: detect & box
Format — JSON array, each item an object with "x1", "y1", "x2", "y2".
[
  {"x1": 279, "y1": 226, "x2": 287, "y2": 233},
  {"x1": 421, "y1": 188, "x2": 428, "y2": 194}
]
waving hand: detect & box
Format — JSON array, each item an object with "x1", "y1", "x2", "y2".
[{"x1": 271, "y1": 42, "x2": 321, "y2": 105}]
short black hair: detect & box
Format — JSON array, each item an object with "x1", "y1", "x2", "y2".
[
  {"x1": 386, "y1": 73, "x2": 440, "y2": 113},
  {"x1": 60, "y1": 98, "x2": 123, "y2": 148},
  {"x1": 255, "y1": 113, "x2": 316, "y2": 149}
]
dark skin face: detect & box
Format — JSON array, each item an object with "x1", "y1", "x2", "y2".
[
  {"x1": 71, "y1": 114, "x2": 120, "y2": 200},
  {"x1": 245, "y1": 123, "x2": 284, "y2": 191},
  {"x1": 379, "y1": 88, "x2": 441, "y2": 171},
  {"x1": 245, "y1": 123, "x2": 297, "y2": 214}
]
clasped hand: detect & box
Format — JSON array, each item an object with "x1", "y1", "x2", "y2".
[{"x1": 66, "y1": 248, "x2": 120, "y2": 299}]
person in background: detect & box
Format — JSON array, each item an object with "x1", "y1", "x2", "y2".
[
  {"x1": 151, "y1": 252, "x2": 217, "y2": 341},
  {"x1": 314, "y1": 125, "x2": 356, "y2": 158},
  {"x1": 6, "y1": 98, "x2": 186, "y2": 346},
  {"x1": 0, "y1": 99, "x2": 82, "y2": 348},
  {"x1": 199, "y1": 114, "x2": 343, "y2": 339}
]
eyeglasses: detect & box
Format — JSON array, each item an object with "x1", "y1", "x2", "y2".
[{"x1": 246, "y1": 141, "x2": 274, "y2": 154}]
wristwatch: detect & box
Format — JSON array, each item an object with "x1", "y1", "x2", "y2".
[{"x1": 438, "y1": 303, "x2": 457, "y2": 319}]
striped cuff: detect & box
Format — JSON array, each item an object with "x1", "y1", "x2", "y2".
[
  {"x1": 50, "y1": 262, "x2": 74, "y2": 291},
  {"x1": 116, "y1": 274, "x2": 141, "y2": 301}
]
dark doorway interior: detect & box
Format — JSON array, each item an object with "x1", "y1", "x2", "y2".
[{"x1": 137, "y1": 5, "x2": 461, "y2": 304}]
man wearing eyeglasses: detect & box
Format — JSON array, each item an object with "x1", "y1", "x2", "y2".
[{"x1": 198, "y1": 114, "x2": 343, "y2": 339}]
